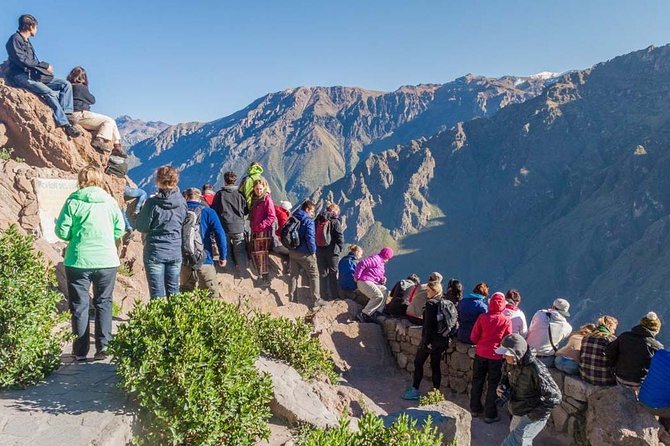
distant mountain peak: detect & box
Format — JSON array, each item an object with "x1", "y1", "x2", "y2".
[{"x1": 115, "y1": 115, "x2": 170, "y2": 147}]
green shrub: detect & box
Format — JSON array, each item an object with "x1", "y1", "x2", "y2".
[
  {"x1": 110, "y1": 291, "x2": 272, "y2": 446},
  {"x1": 0, "y1": 225, "x2": 68, "y2": 388},
  {"x1": 419, "y1": 389, "x2": 445, "y2": 406},
  {"x1": 250, "y1": 313, "x2": 339, "y2": 382},
  {"x1": 296, "y1": 412, "x2": 443, "y2": 446}
]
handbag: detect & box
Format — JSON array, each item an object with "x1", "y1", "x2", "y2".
[{"x1": 30, "y1": 66, "x2": 54, "y2": 84}]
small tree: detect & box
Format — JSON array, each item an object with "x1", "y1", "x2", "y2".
[{"x1": 0, "y1": 224, "x2": 68, "y2": 388}]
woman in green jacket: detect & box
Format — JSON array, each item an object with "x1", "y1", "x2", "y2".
[{"x1": 56, "y1": 166, "x2": 125, "y2": 361}]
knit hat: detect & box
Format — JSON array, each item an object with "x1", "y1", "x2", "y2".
[
  {"x1": 428, "y1": 272, "x2": 443, "y2": 283},
  {"x1": 379, "y1": 247, "x2": 394, "y2": 260},
  {"x1": 552, "y1": 298, "x2": 571, "y2": 318},
  {"x1": 640, "y1": 312, "x2": 661, "y2": 333},
  {"x1": 495, "y1": 333, "x2": 528, "y2": 361},
  {"x1": 279, "y1": 200, "x2": 292, "y2": 211}
]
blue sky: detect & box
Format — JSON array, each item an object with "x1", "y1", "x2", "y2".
[{"x1": 4, "y1": 0, "x2": 670, "y2": 123}]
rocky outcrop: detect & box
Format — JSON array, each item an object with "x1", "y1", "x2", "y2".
[{"x1": 383, "y1": 401, "x2": 472, "y2": 446}]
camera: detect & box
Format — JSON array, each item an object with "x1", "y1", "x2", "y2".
[{"x1": 495, "y1": 385, "x2": 511, "y2": 407}]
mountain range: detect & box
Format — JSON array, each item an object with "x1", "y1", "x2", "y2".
[{"x1": 115, "y1": 115, "x2": 170, "y2": 147}]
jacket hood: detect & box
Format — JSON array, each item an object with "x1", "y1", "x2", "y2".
[
  {"x1": 186, "y1": 200, "x2": 204, "y2": 209},
  {"x1": 247, "y1": 164, "x2": 263, "y2": 176},
  {"x1": 465, "y1": 292, "x2": 485, "y2": 300},
  {"x1": 222, "y1": 185, "x2": 238, "y2": 192},
  {"x1": 154, "y1": 188, "x2": 184, "y2": 210},
  {"x1": 505, "y1": 303, "x2": 520, "y2": 311},
  {"x1": 632, "y1": 324, "x2": 658, "y2": 338},
  {"x1": 488, "y1": 292, "x2": 506, "y2": 313},
  {"x1": 70, "y1": 186, "x2": 110, "y2": 203}
]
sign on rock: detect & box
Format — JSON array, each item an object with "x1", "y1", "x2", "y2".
[{"x1": 34, "y1": 178, "x2": 78, "y2": 243}]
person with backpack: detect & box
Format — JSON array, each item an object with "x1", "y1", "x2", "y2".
[
  {"x1": 469, "y1": 292, "x2": 513, "y2": 423},
  {"x1": 315, "y1": 203, "x2": 344, "y2": 300},
  {"x1": 526, "y1": 299, "x2": 573, "y2": 367},
  {"x1": 5, "y1": 15, "x2": 81, "y2": 138},
  {"x1": 502, "y1": 289, "x2": 528, "y2": 337},
  {"x1": 201, "y1": 183, "x2": 215, "y2": 206},
  {"x1": 456, "y1": 282, "x2": 489, "y2": 344},
  {"x1": 212, "y1": 171, "x2": 249, "y2": 277},
  {"x1": 406, "y1": 272, "x2": 443, "y2": 324},
  {"x1": 67, "y1": 66, "x2": 122, "y2": 153},
  {"x1": 249, "y1": 178, "x2": 276, "y2": 286},
  {"x1": 239, "y1": 162, "x2": 266, "y2": 209},
  {"x1": 55, "y1": 166, "x2": 125, "y2": 361},
  {"x1": 354, "y1": 247, "x2": 394, "y2": 322},
  {"x1": 179, "y1": 188, "x2": 227, "y2": 296},
  {"x1": 402, "y1": 281, "x2": 457, "y2": 400},
  {"x1": 135, "y1": 165, "x2": 187, "y2": 299},
  {"x1": 578, "y1": 316, "x2": 618, "y2": 384},
  {"x1": 386, "y1": 274, "x2": 420, "y2": 317},
  {"x1": 337, "y1": 244, "x2": 363, "y2": 300}
]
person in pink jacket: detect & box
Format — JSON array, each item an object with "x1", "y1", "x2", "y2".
[
  {"x1": 354, "y1": 247, "x2": 394, "y2": 322},
  {"x1": 249, "y1": 178, "x2": 276, "y2": 286},
  {"x1": 470, "y1": 292, "x2": 512, "y2": 423}
]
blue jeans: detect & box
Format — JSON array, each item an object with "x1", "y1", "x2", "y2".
[
  {"x1": 123, "y1": 187, "x2": 147, "y2": 230},
  {"x1": 12, "y1": 74, "x2": 73, "y2": 126},
  {"x1": 145, "y1": 259, "x2": 181, "y2": 299},
  {"x1": 554, "y1": 356, "x2": 580, "y2": 375},
  {"x1": 501, "y1": 414, "x2": 549, "y2": 446}
]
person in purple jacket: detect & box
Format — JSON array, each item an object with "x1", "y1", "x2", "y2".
[{"x1": 354, "y1": 247, "x2": 394, "y2": 322}]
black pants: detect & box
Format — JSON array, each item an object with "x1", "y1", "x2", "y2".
[
  {"x1": 471, "y1": 355, "x2": 503, "y2": 418},
  {"x1": 228, "y1": 232, "x2": 248, "y2": 274},
  {"x1": 412, "y1": 343, "x2": 447, "y2": 389},
  {"x1": 65, "y1": 266, "x2": 117, "y2": 357},
  {"x1": 316, "y1": 250, "x2": 339, "y2": 300}
]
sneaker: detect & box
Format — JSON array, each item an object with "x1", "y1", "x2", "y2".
[
  {"x1": 484, "y1": 416, "x2": 501, "y2": 424},
  {"x1": 91, "y1": 138, "x2": 111, "y2": 153},
  {"x1": 62, "y1": 124, "x2": 82, "y2": 138},
  {"x1": 402, "y1": 386, "x2": 421, "y2": 400},
  {"x1": 93, "y1": 350, "x2": 110, "y2": 361},
  {"x1": 75, "y1": 355, "x2": 87, "y2": 362}
]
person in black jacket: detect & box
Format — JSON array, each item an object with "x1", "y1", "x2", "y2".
[
  {"x1": 315, "y1": 203, "x2": 344, "y2": 300},
  {"x1": 212, "y1": 171, "x2": 249, "y2": 277},
  {"x1": 496, "y1": 333, "x2": 562, "y2": 446},
  {"x1": 67, "y1": 66, "x2": 122, "y2": 153},
  {"x1": 5, "y1": 15, "x2": 81, "y2": 138}
]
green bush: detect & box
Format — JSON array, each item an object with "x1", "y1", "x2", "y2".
[
  {"x1": 250, "y1": 313, "x2": 339, "y2": 382},
  {"x1": 296, "y1": 412, "x2": 443, "y2": 446},
  {"x1": 419, "y1": 389, "x2": 445, "y2": 406},
  {"x1": 0, "y1": 225, "x2": 68, "y2": 388},
  {"x1": 110, "y1": 291, "x2": 272, "y2": 446}
]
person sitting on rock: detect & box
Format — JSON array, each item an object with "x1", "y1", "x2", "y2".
[
  {"x1": 337, "y1": 244, "x2": 362, "y2": 301},
  {"x1": 67, "y1": 66, "x2": 122, "y2": 153},
  {"x1": 249, "y1": 178, "x2": 276, "y2": 287},
  {"x1": 496, "y1": 333, "x2": 562, "y2": 446},
  {"x1": 469, "y1": 292, "x2": 512, "y2": 423},
  {"x1": 402, "y1": 281, "x2": 454, "y2": 400},
  {"x1": 406, "y1": 272, "x2": 443, "y2": 324},
  {"x1": 554, "y1": 323, "x2": 595, "y2": 376},
  {"x1": 502, "y1": 289, "x2": 528, "y2": 337},
  {"x1": 639, "y1": 348, "x2": 670, "y2": 432},
  {"x1": 5, "y1": 14, "x2": 81, "y2": 138},
  {"x1": 179, "y1": 187, "x2": 226, "y2": 296},
  {"x1": 239, "y1": 161, "x2": 267, "y2": 210},
  {"x1": 606, "y1": 312, "x2": 664, "y2": 390},
  {"x1": 201, "y1": 183, "x2": 215, "y2": 206},
  {"x1": 526, "y1": 298, "x2": 572, "y2": 368},
  {"x1": 444, "y1": 278, "x2": 464, "y2": 306},
  {"x1": 385, "y1": 273, "x2": 420, "y2": 317},
  {"x1": 315, "y1": 203, "x2": 345, "y2": 301},
  {"x1": 354, "y1": 247, "x2": 394, "y2": 323},
  {"x1": 456, "y1": 282, "x2": 489, "y2": 344},
  {"x1": 212, "y1": 171, "x2": 248, "y2": 277},
  {"x1": 579, "y1": 316, "x2": 618, "y2": 385}
]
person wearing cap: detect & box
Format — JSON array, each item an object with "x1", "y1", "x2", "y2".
[
  {"x1": 405, "y1": 272, "x2": 444, "y2": 324},
  {"x1": 274, "y1": 200, "x2": 292, "y2": 240},
  {"x1": 212, "y1": 171, "x2": 249, "y2": 277},
  {"x1": 354, "y1": 247, "x2": 394, "y2": 322},
  {"x1": 270, "y1": 199, "x2": 292, "y2": 271},
  {"x1": 496, "y1": 333, "x2": 562, "y2": 446},
  {"x1": 525, "y1": 298, "x2": 573, "y2": 367},
  {"x1": 456, "y1": 283, "x2": 489, "y2": 344},
  {"x1": 470, "y1": 292, "x2": 513, "y2": 423},
  {"x1": 579, "y1": 316, "x2": 618, "y2": 385},
  {"x1": 179, "y1": 187, "x2": 227, "y2": 296},
  {"x1": 606, "y1": 312, "x2": 664, "y2": 389},
  {"x1": 315, "y1": 203, "x2": 344, "y2": 300},
  {"x1": 502, "y1": 289, "x2": 528, "y2": 337}
]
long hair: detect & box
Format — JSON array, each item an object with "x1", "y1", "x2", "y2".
[{"x1": 67, "y1": 66, "x2": 88, "y2": 86}]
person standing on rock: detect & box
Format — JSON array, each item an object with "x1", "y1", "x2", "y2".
[
  {"x1": 469, "y1": 292, "x2": 513, "y2": 423},
  {"x1": 179, "y1": 187, "x2": 227, "y2": 296},
  {"x1": 495, "y1": 333, "x2": 562, "y2": 446},
  {"x1": 525, "y1": 298, "x2": 572, "y2": 368},
  {"x1": 354, "y1": 247, "x2": 394, "y2": 322},
  {"x1": 579, "y1": 316, "x2": 618, "y2": 385},
  {"x1": 55, "y1": 166, "x2": 125, "y2": 361},
  {"x1": 135, "y1": 165, "x2": 187, "y2": 299},
  {"x1": 315, "y1": 203, "x2": 344, "y2": 300},
  {"x1": 212, "y1": 171, "x2": 249, "y2": 277},
  {"x1": 502, "y1": 289, "x2": 528, "y2": 337},
  {"x1": 337, "y1": 244, "x2": 362, "y2": 300},
  {"x1": 67, "y1": 66, "x2": 122, "y2": 153},
  {"x1": 249, "y1": 178, "x2": 276, "y2": 287},
  {"x1": 456, "y1": 282, "x2": 489, "y2": 344},
  {"x1": 239, "y1": 162, "x2": 267, "y2": 209},
  {"x1": 606, "y1": 312, "x2": 664, "y2": 390},
  {"x1": 5, "y1": 14, "x2": 81, "y2": 139}
]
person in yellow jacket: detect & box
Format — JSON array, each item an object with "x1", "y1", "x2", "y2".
[
  {"x1": 55, "y1": 166, "x2": 124, "y2": 361},
  {"x1": 238, "y1": 162, "x2": 267, "y2": 209}
]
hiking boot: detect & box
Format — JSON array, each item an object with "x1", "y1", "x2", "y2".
[
  {"x1": 91, "y1": 138, "x2": 112, "y2": 153},
  {"x1": 62, "y1": 124, "x2": 82, "y2": 138},
  {"x1": 93, "y1": 349, "x2": 110, "y2": 361},
  {"x1": 402, "y1": 386, "x2": 421, "y2": 400},
  {"x1": 484, "y1": 416, "x2": 501, "y2": 424}
]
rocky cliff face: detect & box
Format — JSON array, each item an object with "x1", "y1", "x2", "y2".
[
  {"x1": 128, "y1": 76, "x2": 551, "y2": 200},
  {"x1": 115, "y1": 115, "x2": 169, "y2": 147}
]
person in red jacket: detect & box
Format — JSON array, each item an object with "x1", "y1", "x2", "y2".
[
  {"x1": 249, "y1": 178, "x2": 276, "y2": 286},
  {"x1": 470, "y1": 291, "x2": 512, "y2": 423},
  {"x1": 275, "y1": 200, "x2": 291, "y2": 238}
]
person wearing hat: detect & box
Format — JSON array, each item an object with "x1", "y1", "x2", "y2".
[
  {"x1": 525, "y1": 298, "x2": 573, "y2": 367},
  {"x1": 354, "y1": 247, "x2": 394, "y2": 322},
  {"x1": 496, "y1": 333, "x2": 562, "y2": 446},
  {"x1": 606, "y1": 312, "x2": 664, "y2": 389},
  {"x1": 405, "y1": 272, "x2": 443, "y2": 324}
]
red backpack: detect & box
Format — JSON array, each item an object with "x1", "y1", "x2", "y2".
[{"x1": 316, "y1": 218, "x2": 332, "y2": 248}]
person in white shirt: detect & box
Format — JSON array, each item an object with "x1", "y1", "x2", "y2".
[
  {"x1": 526, "y1": 298, "x2": 573, "y2": 367},
  {"x1": 502, "y1": 289, "x2": 528, "y2": 337}
]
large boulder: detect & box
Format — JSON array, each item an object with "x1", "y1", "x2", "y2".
[
  {"x1": 383, "y1": 401, "x2": 472, "y2": 446},
  {"x1": 587, "y1": 385, "x2": 663, "y2": 446}
]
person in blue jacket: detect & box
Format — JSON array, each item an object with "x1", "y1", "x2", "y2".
[
  {"x1": 639, "y1": 349, "x2": 670, "y2": 431},
  {"x1": 179, "y1": 187, "x2": 227, "y2": 297},
  {"x1": 457, "y1": 282, "x2": 489, "y2": 344},
  {"x1": 337, "y1": 245, "x2": 363, "y2": 300},
  {"x1": 288, "y1": 199, "x2": 326, "y2": 309}
]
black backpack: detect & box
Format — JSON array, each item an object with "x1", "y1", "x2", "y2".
[
  {"x1": 280, "y1": 215, "x2": 301, "y2": 250},
  {"x1": 437, "y1": 298, "x2": 459, "y2": 339},
  {"x1": 182, "y1": 206, "x2": 205, "y2": 269}
]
